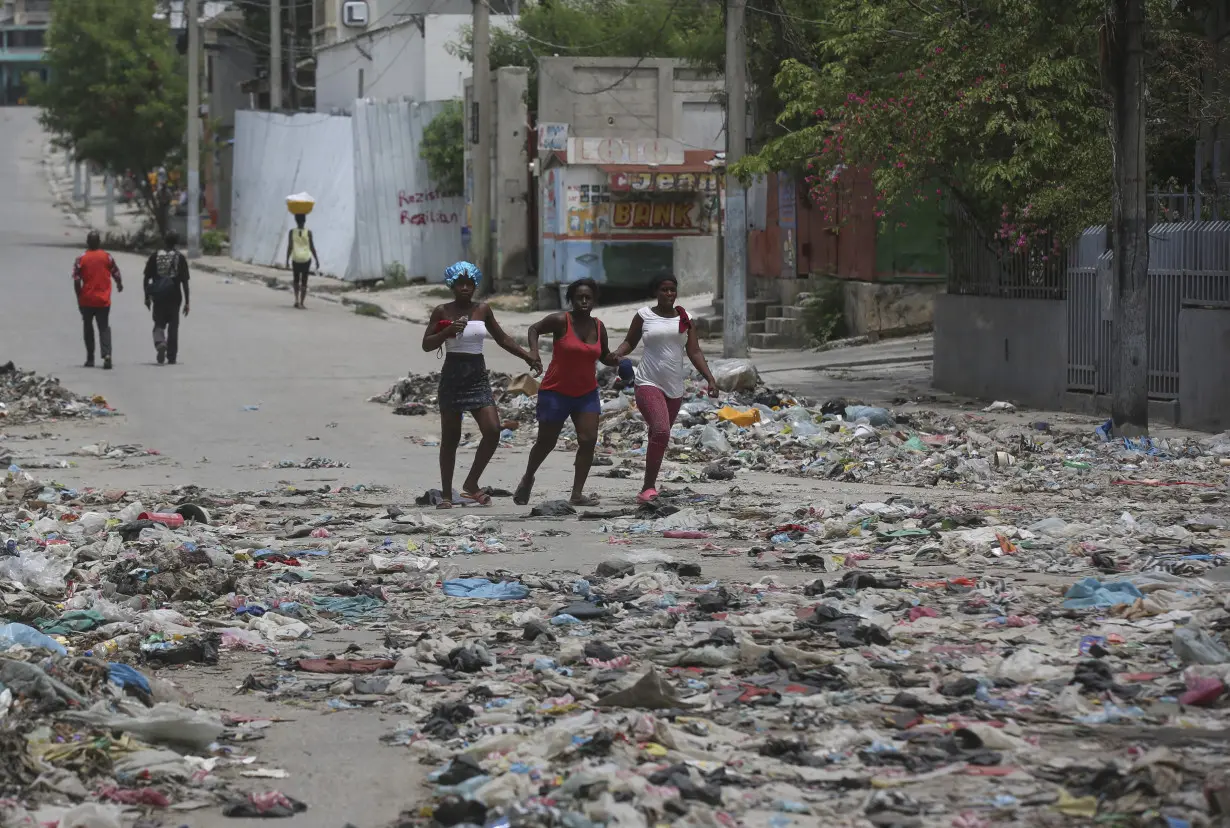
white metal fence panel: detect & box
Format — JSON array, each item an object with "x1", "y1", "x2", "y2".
[
  {"x1": 352, "y1": 100, "x2": 465, "y2": 283},
  {"x1": 230, "y1": 111, "x2": 356, "y2": 278}
]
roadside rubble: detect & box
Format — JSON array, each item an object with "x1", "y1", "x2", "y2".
[
  {"x1": 1, "y1": 364, "x2": 1228, "y2": 828},
  {"x1": 0, "y1": 362, "x2": 117, "y2": 426}
]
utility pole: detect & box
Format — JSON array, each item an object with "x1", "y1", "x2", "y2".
[
  {"x1": 473, "y1": 0, "x2": 492, "y2": 294},
  {"x1": 105, "y1": 174, "x2": 116, "y2": 226},
  {"x1": 288, "y1": 0, "x2": 297, "y2": 111},
  {"x1": 187, "y1": 0, "x2": 201, "y2": 258},
  {"x1": 722, "y1": 0, "x2": 748, "y2": 357},
  {"x1": 1103, "y1": 0, "x2": 1148, "y2": 435},
  {"x1": 270, "y1": 0, "x2": 282, "y2": 111}
]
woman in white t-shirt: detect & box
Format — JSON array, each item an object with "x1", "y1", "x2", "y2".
[{"x1": 611, "y1": 275, "x2": 720, "y2": 503}]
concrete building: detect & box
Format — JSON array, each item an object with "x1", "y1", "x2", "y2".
[
  {"x1": 463, "y1": 66, "x2": 530, "y2": 293},
  {"x1": 535, "y1": 57, "x2": 725, "y2": 304},
  {"x1": 313, "y1": 0, "x2": 515, "y2": 114},
  {"x1": 203, "y1": 7, "x2": 259, "y2": 230},
  {"x1": 0, "y1": 0, "x2": 50, "y2": 106}
]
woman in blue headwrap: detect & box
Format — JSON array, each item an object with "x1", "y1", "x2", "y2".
[{"x1": 421, "y1": 262, "x2": 541, "y2": 508}]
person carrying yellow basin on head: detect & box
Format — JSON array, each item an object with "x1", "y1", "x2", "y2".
[{"x1": 284, "y1": 193, "x2": 320, "y2": 309}]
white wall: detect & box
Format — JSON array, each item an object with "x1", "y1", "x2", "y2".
[
  {"x1": 352, "y1": 99, "x2": 465, "y2": 282},
  {"x1": 315, "y1": 14, "x2": 515, "y2": 113},
  {"x1": 230, "y1": 112, "x2": 356, "y2": 279}
]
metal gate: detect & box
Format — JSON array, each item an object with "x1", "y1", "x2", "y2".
[{"x1": 1066, "y1": 222, "x2": 1230, "y2": 400}]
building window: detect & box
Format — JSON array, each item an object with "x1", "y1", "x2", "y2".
[{"x1": 11, "y1": 28, "x2": 45, "y2": 49}]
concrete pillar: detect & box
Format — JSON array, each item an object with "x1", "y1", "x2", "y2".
[
  {"x1": 72, "y1": 162, "x2": 82, "y2": 201},
  {"x1": 82, "y1": 163, "x2": 92, "y2": 208}
]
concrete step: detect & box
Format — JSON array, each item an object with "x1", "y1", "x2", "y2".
[
  {"x1": 712, "y1": 297, "x2": 777, "y2": 322},
  {"x1": 780, "y1": 305, "x2": 805, "y2": 320},
  {"x1": 765, "y1": 316, "x2": 805, "y2": 336},
  {"x1": 750, "y1": 332, "x2": 803, "y2": 349},
  {"x1": 694, "y1": 314, "x2": 767, "y2": 338}
]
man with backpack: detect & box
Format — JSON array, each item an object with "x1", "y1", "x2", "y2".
[{"x1": 143, "y1": 231, "x2": 191, "y2": 365}]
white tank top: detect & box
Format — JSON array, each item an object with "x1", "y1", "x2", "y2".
[
  {"x1": 445, "y1": 319, "x2": 487, "y2": 355},
  {"x1": 633, "y1": 307, "x2": 687, "y2": 398}
]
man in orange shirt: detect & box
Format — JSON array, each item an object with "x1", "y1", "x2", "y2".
[{"x1": 72, "y1": 231, "x2": 124, "y2": 369}]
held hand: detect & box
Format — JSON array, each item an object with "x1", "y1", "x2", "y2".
[
  {"x1": 145, "y1": 297, "x2": 151, "y2": 310},
  {"x1": 528, "y1": 356, "x2": 543, "y2": 376},
  {"x1": 446, "y1": 319, "x2": 467, "y2": 336},
  {"x1": 183, "y1": 304, "x2": 191, "y2": 318},
  {"x1": 116, "y1": 281, "x2": 124, "y2": 293},
  {"x1": 707, "y1": 381, "x2": 720, "y2": 398}
]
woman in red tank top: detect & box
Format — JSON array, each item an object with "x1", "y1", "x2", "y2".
[{"x1": 514, "y1": 279, "x2": 620, "y2": 506}]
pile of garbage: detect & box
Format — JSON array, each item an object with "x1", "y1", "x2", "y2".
[
  {"x1": 1, "y1": 445, "x2": 1227, "y2": 827},
  {"x1": 0, "y1": 362, "x2": 117, "y2": 425}
]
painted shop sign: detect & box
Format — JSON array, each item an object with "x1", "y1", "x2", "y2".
[{"x1": 607, "y1": 171, "x2": 719, "y2": 193}]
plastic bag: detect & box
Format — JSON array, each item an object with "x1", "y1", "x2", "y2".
[
  {"x1": 0, "y1": 622, "x2": 68, "y2": 655},
  {"x1": 73, "y1": 701, "x2": 223, "y2": 750},
  {"x1": 117, "y1": 501, "x2": 144, "y2": 523},
  {"x1": 76, "y1": 512, "x2": 107, "y2": 536},
  {"x1": 844, "y1": 405, "x2": 893, "y2": 427},
  {"x1": 709, "y1": 358, "x2": 759, "y2": 392},
  {"x1": 0, "y1": 551, "x2": 73, "y2": 594},
  {"x1": 700, "y1": 425, "x2": 732, "y2": 454},
  {"x1": 601, "y1": 395, "x2": 632, "y2": 415},
  {"x1": 1173, "y1": 626, "x2": 1230, "y2": 665}
]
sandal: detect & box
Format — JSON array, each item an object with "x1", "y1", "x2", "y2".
[
  {"x1": 436, "y1": 500, "x2": 453, "y2": 509},
  {"x1": 636, "y1": 488, "x2": 659, "y2": 504},
  {"x1": 570, "y1": 493, "x2": 601, "y2": 507},
  {"x1": 513, "y1": 476, "x2": 534, "y2": 506},
  {"x1": 458, "y1": 490, "x2": 492, "y2": 507}
]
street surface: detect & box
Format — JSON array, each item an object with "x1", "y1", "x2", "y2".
[{"x1": 3, "y1": 107, "x2": 1229, "y2": 828}]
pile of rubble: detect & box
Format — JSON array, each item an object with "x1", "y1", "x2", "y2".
[{"x1": 0, "y1": 362, "x2": 117, "y2": 426}]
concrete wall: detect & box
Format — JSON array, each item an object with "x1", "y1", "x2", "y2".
[
  {"x1": 673, "y1": 236, "x2": 718, "y2": 298},
  {"x1": 352, "y1": 99, "x2": 465, "y2": 283},
  {"x1": 932, "y1": 295, "x2": 1069, "y2": 409},
  {"x1": 315, "y1": 14, "x2": 513, "y2": 114},
  {"x1": 1179, "y1": 307, "x2": 1230, "y2": 432},
  {"x1": 537, "y1": 57, "x2": 724, "y2": 149},
  {"x1": 463, "y1": 67, "x2": 530, "y2": 291},
  {"x1": 206, "y1": 32, "x2": 257, "y2": 230},
  {"x1": 844, "y1": 280, "x2": 944, "y2": 337}
]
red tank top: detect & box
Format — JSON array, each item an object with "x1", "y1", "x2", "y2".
[{"x1": 540, "y1": 313, "x2": 603, "y2": 396}]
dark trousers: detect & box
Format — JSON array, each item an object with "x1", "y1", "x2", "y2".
[
  {"x1": 152, "y1": 300, "x2": 181, "y2": 361},
  {"x1": 80, "y1": 306, "x2": 111, "y2": 360}
]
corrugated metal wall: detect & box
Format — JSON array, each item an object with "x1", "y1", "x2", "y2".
[
  {"x1": 230, "y1": 111, "x2": 356, "y2": 278},
  {"x1": 352, "y1": 99, "x2": 465, "y2": 283}
]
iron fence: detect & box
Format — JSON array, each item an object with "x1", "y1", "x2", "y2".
[
  {"x1": 1065, "y1": 222, "x2": 1230, "y2": 400},
  {"x1": 946, "y1": 203, "x2": 1067, "y2": 299}
]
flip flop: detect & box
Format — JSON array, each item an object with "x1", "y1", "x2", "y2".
[
  {"x1": 570, "y1": 493, "x2": 601, "y2": 507},
  {"x1": 459, "y1": 491, "x2": 492, "y2": 507},
  {"x1": 513, "y1": 476, "x2": 534, "y2": 506},
  {"x1": 436, "y1": 500, "x2": 453, "y2": 510},
  {"x1": 636, "y1": 488, "x2": 659, "y2": 504}
]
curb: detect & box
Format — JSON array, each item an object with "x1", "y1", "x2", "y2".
[
  {"x1": 42, "y1": 143, "x2": 89, "y2": 230},
  {"x1": 759, "y1": 353, "x2": 934, "y2": 374}
]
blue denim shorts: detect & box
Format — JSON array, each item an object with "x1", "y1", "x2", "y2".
[{"x1": 537, "y1": 388, "x2": 601, "y2": 422}]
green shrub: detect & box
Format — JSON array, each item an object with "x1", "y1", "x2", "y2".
[
  {"x1": 201, "y1": 230, "x2": 227, "y2": 256},
  {"x1": 800, "y1": 279, "x2": 848, "y2": 345}
]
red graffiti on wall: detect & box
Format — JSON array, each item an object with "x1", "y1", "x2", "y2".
[
  {"x1": 400, "y1": 211, "x2": 460, "y2": 226},
  {"x1": 397, "y1": 190, "x2": 441, "y2": 206}
]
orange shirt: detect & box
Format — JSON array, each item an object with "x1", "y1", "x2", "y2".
[{"x1": 73, "y1": 250, "x2": 121, "y2": 308}]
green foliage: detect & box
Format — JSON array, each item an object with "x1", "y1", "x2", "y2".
[
  {"x1": 737, "y1": 0, "x2": 1230, "y2": 244},
  {"x1": 32, "y1": 0, "x2": 186, "y2": 234},
  {"x1": 352, "y1": 301, "x2": 387, "y2": 319},
  {"x1": 201, "y1": 230, "x2": 227, "y2": 256},
  {"x1": 451, "y1": 0, "x2": 721, "y2": 114},
  {"x1": 420, "y1": 101, "x2": 465, "y2": 197},
  {"x1": 800, "y1": 280, "x2": 847, "y2": 346}
]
